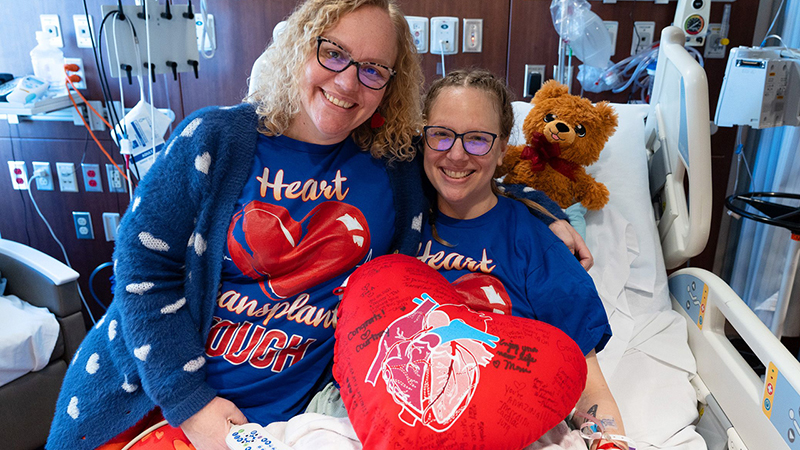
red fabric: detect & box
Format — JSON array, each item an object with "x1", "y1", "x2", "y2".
[
  {"x1": 520, "y1": 132, "x2": 579, "y2": 181},
  {"x1": 334, "y1": 254, "x2": 588, "y2": 450},
  {"x1": 97, "y1": 409, "x2": 196, "y2": 450}
]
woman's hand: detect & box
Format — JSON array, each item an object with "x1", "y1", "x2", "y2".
[
  {"x1": 180, "y1": 396, "x2": 247, "y2": 450},
  {"x1": 548, "y1": 219, "x2": 593, "y2": 270}
]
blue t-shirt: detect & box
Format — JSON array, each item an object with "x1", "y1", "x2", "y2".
[
  {"x1": 205, "y1": 134, "x2": 395, "y2": 425},
  {"x1": 417, "y1": 195, "x2": 610, "y2": 355}
]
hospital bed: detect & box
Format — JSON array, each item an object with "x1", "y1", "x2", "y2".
[{"x1": 513, "y1": 26, "x2": 800, "y2": 450}]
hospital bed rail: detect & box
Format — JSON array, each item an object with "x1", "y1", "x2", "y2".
[{"x1": 670, "y1": 267, "x2": 800, "y2": 450}]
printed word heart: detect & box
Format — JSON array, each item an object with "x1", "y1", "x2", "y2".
[
  {"x1": 227, "y1": 200, "x2": 370, "y2": 299},
  {"x1": 334, "y1": 254, "x2": 588, "y2": 450}
]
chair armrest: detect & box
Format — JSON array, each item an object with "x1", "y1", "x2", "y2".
[{"x1": 0, "y1": 239, "x2": 81, "y2": 317}]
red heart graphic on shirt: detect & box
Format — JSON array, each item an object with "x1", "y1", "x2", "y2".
[
  {"x1": 334, "y1": 254, "x2": 587, "y2": 450},
  {"x1": 452, "y1": 272, "x2": 513, "y2": 315},
  {"x1": 227, "y1": 200, "x2": 370, "y2": 299}
]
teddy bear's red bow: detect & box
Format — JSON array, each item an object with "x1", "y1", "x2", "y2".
[{"x1": 520, "y1": 132, "x2": 579, "y2": 181}]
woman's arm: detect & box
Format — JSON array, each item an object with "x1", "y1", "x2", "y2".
[{"x1": 573, "y1": 351, "x2": 629, "y2": 450}]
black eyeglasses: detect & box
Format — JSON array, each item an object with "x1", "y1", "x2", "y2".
[
  {"x1": 423, "y1": 126, "x2": 498, "y2": 156},
  {"x1": 316, "y1": 37, "x2": 396, "y2": 90}
]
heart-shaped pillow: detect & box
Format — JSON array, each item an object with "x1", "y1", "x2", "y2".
[{"x1": 333, "y1": 254, "x2": 588, "y2": 450}]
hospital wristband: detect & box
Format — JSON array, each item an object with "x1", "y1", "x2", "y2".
[{"x1": 594, "y1": 434, "x2": 636, "y2": 450}]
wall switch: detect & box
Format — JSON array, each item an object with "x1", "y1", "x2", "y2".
[
  {"x1": 73, "y1": 211, "x2": 95, "y2": 240},
  {"x1": 7, "y1": 161, "x2": 29, "y2": 191},
  {"x1": 40, "y1": 14, "x2": 64, "y2": 48},
  {"x1": 81, "y1": 163, "x2": 103, "y2": 192},
  {"x1": 631, "y1": 21, "x2": 656, "y2": 55},
  {"x1": 106, "y1": 164, "x2": 127, "y2": 193},
  {"x1": 56, "y1": 162, "x2": 78, "y2": 192},
  {"x1": 604, "y1": 21, "x2": 619, "y2": 56},
  {"x1": 64, "y1": 58, "x2": 87, "y2": 90},
  {"x1": 430, "y1": 17, "x2": 458, "y2": 55},
  {"x1": 523, "y1": 64, "x2": 546, "y2": 98},
  {"x1": 102, "y1": 212, "x2": 121, "y2": 241},
  {"x1": 405, "y1": 16, "x2": 429, "y2": 53},
  {"x1": 462, "y1": 18, "x2": 483, "y2": 53},
  {"x1": 32, "y1": 162, "x2": 54, "y2": 191},
  {"x1": 73, "y1": 14, "x2": 94, "y2": 48}
]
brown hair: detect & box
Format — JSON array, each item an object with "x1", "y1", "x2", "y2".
[
  {"x1": 246, "y1": 0, "x2": 423, "y2": 161},
  {"x1": 423, "y1": 69, "x2": 556, "y2": 245}
]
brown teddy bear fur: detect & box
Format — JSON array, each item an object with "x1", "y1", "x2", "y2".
[{"x1": 499, "y1": 80, "x2": 618, "y2": 210}]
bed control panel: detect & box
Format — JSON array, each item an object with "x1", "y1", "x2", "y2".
[
  {"x1": 668, "y1": 273, "x2": 708, "y2": 330},
  {"x1": 762, "y1": 362, "x2": 800, "y2": 449},
  {"x1": 226, "y1": 423, "x2": 292, "y2": 450}
]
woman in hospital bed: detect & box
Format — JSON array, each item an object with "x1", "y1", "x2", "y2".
[{"x1": 417, "y1": 69, "x2": 633, "y2": 450}]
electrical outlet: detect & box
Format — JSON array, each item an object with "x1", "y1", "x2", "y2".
[
  {"x1": 56, "y1": 162, "x2": 79, "y2": 192},
  {"x1": 106, "y1": 164, "x2": 127, "y2": 193},
  {"x1": 430, "y1": 17, "x2": 458, "y2": 55},
  {"x1": 462, "y1": 18, "x2": 483, "y2": 53},
  {"x1": 194, "y1": 13, "x2": 216, "y2": 52},
  {"x1": 7, "y1": 161, "x2": 29, "y2": 191},
  {"x1": 631, "y1": 21, "x2": 656, "y2": 55},
  {"x1": 523, "y1": 64, "x2": 546, "y2": 98},
  {"x1": 32, "y1": 162, "x2": 54, "y2": 191},
  {"x1": 73, "y1": 212, "x2": 95, "y2": 240},
  {"x1": 40, "y1": 14, "x2": 64, "y2": 48},
  {"x1": 73, "y1": 14, "x2": 94, "y2": 48},
  {"x1": 406, "y1": 16, "x2": 429, "y2": 53},
  {"x1": 81, "y1": 163, "x2": 103, "y2": 192},
  {"x1": 604, "y1": 21, "x2": 619, "y2": 56},
  {"x1": 102, "y1": 212, "x2": 121, "y2": 241},
  {"x1": 64, "y1": 58, "x2": 87, "y2": 90}
]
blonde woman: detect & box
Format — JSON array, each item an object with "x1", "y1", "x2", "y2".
[{"x1": 48, "y1": 1, "x2": 426, "y2": 449}]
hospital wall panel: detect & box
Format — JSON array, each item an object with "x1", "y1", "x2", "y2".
[{"x1": 0, "y1": 134, "x2": 127, "y2": 324}]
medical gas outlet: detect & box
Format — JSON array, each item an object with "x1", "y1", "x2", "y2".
[
  {"x1": 405, "y1": 16, "x2": 429, "y2": 53},
  {"x1": 462, "y1": 19, "x2": 482, "y2": 53},
  {"x1": 431, "y1": 17, "x2": 458, "y2": 55}
]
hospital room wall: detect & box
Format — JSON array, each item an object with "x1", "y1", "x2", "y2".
[{"x1": 0, "y1": 0, "x2": 759, "y2": 324}]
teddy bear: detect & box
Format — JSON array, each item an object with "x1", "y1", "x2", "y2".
[{"x1": 499, "y1": 80, "x2": 618, "y2": 210}]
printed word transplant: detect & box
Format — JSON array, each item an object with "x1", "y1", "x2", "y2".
[{"x1": 257, "y1": 168, "x2": 350, "y2": 201}]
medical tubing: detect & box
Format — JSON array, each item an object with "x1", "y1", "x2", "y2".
[
  {"x1": 144, "y1": 0, "x2": 157, "y2": 159},
  {"x1": 65, "y1": 84, "x2": 130, "y2": 183},
  {"x1": 97, "y1": 10, "x2": 126, "y2": 132},
  {"x1": 112, "y1": 16, "x2": 127, "y2": 139},
  {"x1": 120, "y1": 420, "x2": 169, "y2": 450},
  {"x1": 89, "y1": 262, "x2": 114, "y2": 312},
  {"x1": 97, "y1": 11, "x2": 127, "y2": 130},
  {"x1": 82, "y1": 2, "x2": 123, "y2": 136},
  {"x1": 199, "y1": 0, "x2": 215, "y2": 59},
  {"x1": 26, "y1": 175, "x2": 97, "y2": 325},
  {"x1": 762, "y1": 0, "x2": 787, "y2": 46}
]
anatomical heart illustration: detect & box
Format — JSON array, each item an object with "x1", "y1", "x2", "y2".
[{"x1": 365, "y1": 293, "x2": 499, "y2": 432}]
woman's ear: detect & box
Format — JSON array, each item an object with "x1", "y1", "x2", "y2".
[{"x1": 496, "y1": 139, "x2": 509, "y2": 167}]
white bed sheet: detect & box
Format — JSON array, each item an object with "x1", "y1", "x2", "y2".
[{"x1": 511, "y1": 102, "x2": 704, "y2": 450}]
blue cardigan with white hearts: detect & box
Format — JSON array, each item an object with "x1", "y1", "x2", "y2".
[{"x1": 46, "y1": 102, "x2": 565, "y2": 450}]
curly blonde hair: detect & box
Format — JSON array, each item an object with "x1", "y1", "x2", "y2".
[{"x1": 246, "y1": 0, "x2": 422, "y2": 161}]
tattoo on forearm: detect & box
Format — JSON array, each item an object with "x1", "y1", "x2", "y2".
[{"x1": 586, "y1": 404, "x2": 598, "y2": 419}]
